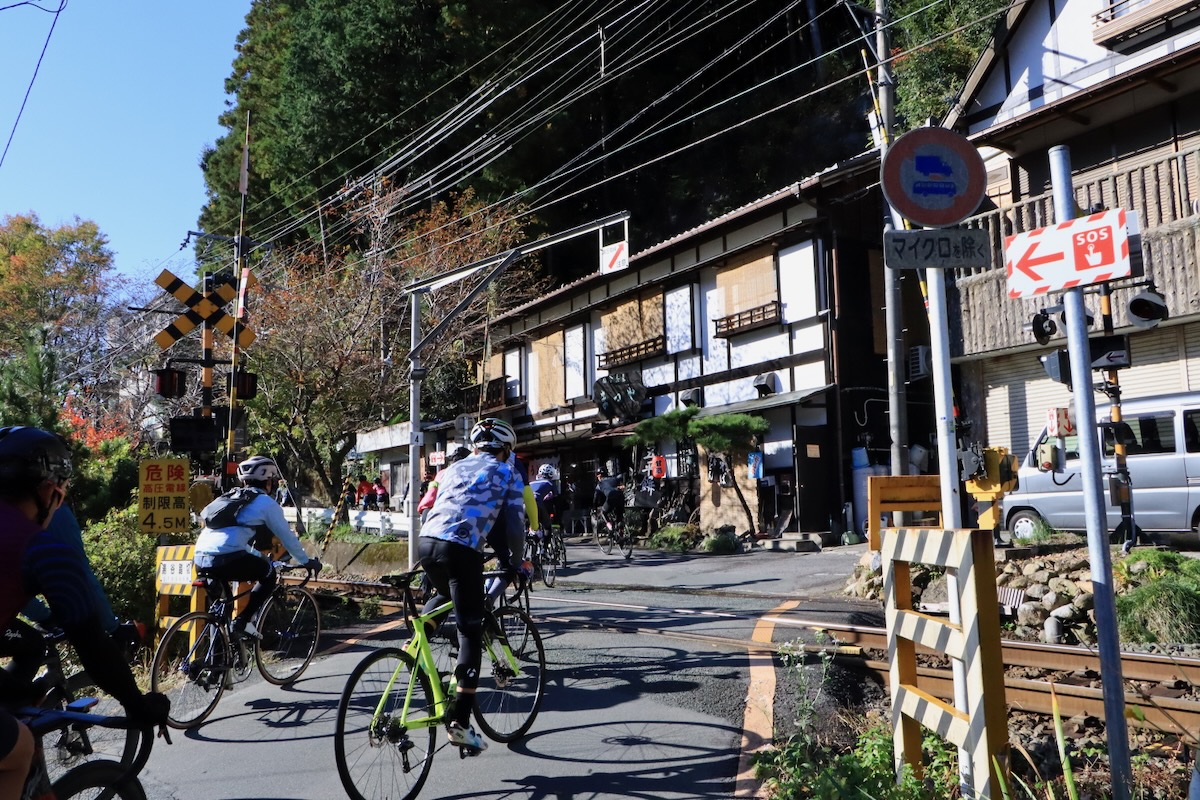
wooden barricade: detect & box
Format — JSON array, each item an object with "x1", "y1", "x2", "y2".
[
  {"x1": 884, "y1": 527, "x2": 1009, "y2": 798},
  {"x1": 867, "y1": 475, "x2": 942, "y2": 550}
]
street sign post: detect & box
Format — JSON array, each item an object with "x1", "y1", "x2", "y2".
[
  {"x1": 880, "y1": 127, "x2": 987, "y2": 229},
  {"x1": 884, "y1": 228, "x2": 991, "y2": 269},
  {"x1": 1004, "y1": 209, "x2": 1134, "y2": 298}
]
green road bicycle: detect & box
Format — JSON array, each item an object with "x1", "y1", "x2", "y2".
[
  {"x1": 334, "y1": 569, "x2": 546, "y2": 800},
  {"x1": 150, "y1": 562, "x2": 321, "y2": 729}
]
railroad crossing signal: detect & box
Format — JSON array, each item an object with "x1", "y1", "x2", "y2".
[{"x1": 153, "y1": 269, "x2": 257, "y2": 350}]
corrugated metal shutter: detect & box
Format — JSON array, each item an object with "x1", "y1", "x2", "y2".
[
  {"x1": 1125, "y1": 326, "x2": 1185, "y2": 397},
  {"x1": 1185, "y1": 323, "x2": 1200, "y2": 389},
  {"x1": 982, "y1": 325, "x2": 1192, "y2": 454},
  {"x1": 984, "y1": 354, "x2": 1071, "y2": 457}
]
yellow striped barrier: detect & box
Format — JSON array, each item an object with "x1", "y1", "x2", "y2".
[
  {"x1": 883, "y1": 527, "x2": 1009, "y2": 798},
  {"x1": 155, "y1": 544, "x2": 204, "y2": 638}
]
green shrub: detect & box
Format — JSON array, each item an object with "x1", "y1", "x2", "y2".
[
  {"x1": 82, "y1": 504, "x2": 158, "y2": 623},
  {"x1": 646, "y1": 523, "x2": 701, "y2": 552},
  {"x1": 1117, "y1": 576, "x2": 1200, "y2": 643},
  {"x1": 698, "y1": 529, "x2": 740, "y2": 554}
]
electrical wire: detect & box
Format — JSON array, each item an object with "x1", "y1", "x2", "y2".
[
  {"x1": 116, "y1": 0, "x2": 1014, "y2": 344},
  {"x1": 0, "y1": 0, "x2": 65, "y2": 173}
]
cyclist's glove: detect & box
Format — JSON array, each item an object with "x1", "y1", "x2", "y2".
[
  {"x1": 304, "y1": 557, "x2": 323, "y2": 575},
  {"x1": 126, "y1": 691, "x2": 171, "y2": 726}
]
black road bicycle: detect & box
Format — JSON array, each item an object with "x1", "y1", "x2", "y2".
[{"x1": 150, "y1": 562, "x2": 321, "y2": 729}]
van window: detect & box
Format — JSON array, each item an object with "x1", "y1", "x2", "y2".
[
  {"x1": 1185, "y1": 410, "x2": 1200, "y2": 453},
  {"x1": 1102, "y1": 412, "x2": 1175, "y2": 456}
]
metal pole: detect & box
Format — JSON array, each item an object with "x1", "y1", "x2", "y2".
[
  {"x1": 1098, "y1": 283, "x2": 1137, "y2": 553},
  {"x1": 878, "y1": 0, "x2": 908, "y2": 479},
  {"x1": 1049, "y1": 145, "x2": 1133, "y2": 799},
  {"x1": 407, "y1": 289, "x2": 427, "y2": 570},
  {"x1": 927, "y1": 264, "x2": 972, "y2": 790}
]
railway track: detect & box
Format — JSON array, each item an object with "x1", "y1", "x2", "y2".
[{"x1": 297, "y1": 574, "x2": 1200, "y2": 741}]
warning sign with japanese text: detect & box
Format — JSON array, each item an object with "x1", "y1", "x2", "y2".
[{"x1": 139, "y1": 458, "x2": 193, "y2": 535}]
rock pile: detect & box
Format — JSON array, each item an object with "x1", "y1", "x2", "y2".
[{"x1": 844, "y1": 545, "x2": 1102, "y2": 644}]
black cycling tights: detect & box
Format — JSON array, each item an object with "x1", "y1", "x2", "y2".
[{"x1": 417, "y1": 537, "x2": 484, "y2": 726}]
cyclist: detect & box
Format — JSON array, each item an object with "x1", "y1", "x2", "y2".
[
  {"x1": 418, "y1": 418, "x2": 527, "y2": 753},
  {"x1": 529, "y1": 464, "x2": 566, "y2": 566},
  {"x1": 593, "y1": 467, "x2": 625, "y2": 524},
  {"x1": 0, "y1": 426, "x2": 169, "y2": 796},
  {"x1": 193, "y1": 456, "x2": 322, "y2": 639},
  {"x1": 4, "y1": 504, "x2": 144, "y2": 692},
  {"x1": 417, "y1": 445, "x2": 469, "y2": 521}
]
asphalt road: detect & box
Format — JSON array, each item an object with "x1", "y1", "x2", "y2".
[{"x1": 136, "y1": 541, "x2": 877, "y2": 800}]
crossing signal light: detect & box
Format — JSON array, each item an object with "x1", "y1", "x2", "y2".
[
  {"x1": 1040, "y1": 349, "x2": 1072, "y2": 390},
  {"x1": 1127, "y1": 286, "x2": 1169, "y2": 329},
  {"x1": 153, "y1": 368, "x2": 188, "y2": 399}
]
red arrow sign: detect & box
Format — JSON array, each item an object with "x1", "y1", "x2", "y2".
[{"x1": 1010, "y1": 240, "x2": 1064, "y2": 281}]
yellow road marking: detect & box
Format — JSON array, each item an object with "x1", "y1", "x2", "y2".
[{"x1": 735, "y1": 599, "x2": 799, "y2": 799}]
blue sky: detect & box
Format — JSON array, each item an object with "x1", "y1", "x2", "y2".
[{"x1": 0, "y1": 1, "x2": 252, "y2": 290}]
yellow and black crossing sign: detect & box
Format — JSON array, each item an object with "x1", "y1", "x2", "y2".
[{"x1": 154, "y1": 269, "x2": 257, "y2": 350}]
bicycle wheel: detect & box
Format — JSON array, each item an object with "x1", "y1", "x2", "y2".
[
  {"x1": 256, "y1": 587, "x2": 321, "y2": 685},
  {"x1": 150, "y1": 612, "x2": 229, "y2": 730},
  {"x1": 552, "y1": 530, "x2": 568, "y2": 567},
  {"x1": 51, "y1": 760, "x2": 147, "y2": 800},
  {"x1": 538, "y1": 536, "x2": 557, "y2": 587},
  {"x1": 42, "y1": 694, "x2": 140, "y2": 785},
  {"x1": 335, "y1": 648, "x2": 437, "y2": 800},
  {"x1": 618, "y1": 523, "x2": 634, "y2": 560},
  {"x1": 596, "y1": 514, "x2": 614, "y2": 555},
  {"x1": 473, "y1": 605, "x2": 545, "y2": 742}
]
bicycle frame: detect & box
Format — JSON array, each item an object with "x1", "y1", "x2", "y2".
[
  {"x1": 376, "y1": 575, "x2": 524, "y2": 735},
  {"x1": 377, "y1": 598, "x2": 455, "y2": 732}
]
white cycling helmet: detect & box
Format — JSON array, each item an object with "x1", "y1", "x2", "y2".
[
  {"x1": 470, "y1": 418, "x2": 516, "y2": 453},
  {"x1": 237, "y1": 455, "x2": 281, "y2": 483},
  {"x1": 536, "y1": 464, "x2": 557, "y2": 480}
]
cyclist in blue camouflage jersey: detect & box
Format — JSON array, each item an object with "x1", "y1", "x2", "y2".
[{"x1": 418, "y1": 417, "x2": 527, "y2": 752}]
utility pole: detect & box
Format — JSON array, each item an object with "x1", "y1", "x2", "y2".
[
  {"x1": 876, "y1": 0, "x2": 908, "y2": 479},
  {"x1": 225, "y1": 115, "x2": 253, "y2": 483}
]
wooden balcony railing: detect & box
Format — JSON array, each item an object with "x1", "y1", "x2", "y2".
[
  {"x1": 713, "y1": 300, "x2": 781, "y2": 338},
  {"x1": 597, "y1": 335, "x2": 666, "y2": 370},
  {"x1": 462, "y1": 376, "x2": 510, "y2": 411}
]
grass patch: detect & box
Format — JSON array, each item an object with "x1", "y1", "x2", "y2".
[{"x1": 1117, "y1": 576, "x2": 1200, "y2": 643}]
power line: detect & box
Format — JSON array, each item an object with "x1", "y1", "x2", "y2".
[{"x1": 0, "y1": 0, "x2": 65, "y2": 174}]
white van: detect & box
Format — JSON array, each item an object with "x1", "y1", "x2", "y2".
[{"x1": 1002, "y1": 391, "x2": 1200, "y2": 539}]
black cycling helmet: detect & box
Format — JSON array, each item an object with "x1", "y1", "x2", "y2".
[{"x1": 0, "y1": 426, "x2": 73, "y2": 486}]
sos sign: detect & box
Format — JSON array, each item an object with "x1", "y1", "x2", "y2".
[{"x1": 1005, "y1": 208, "x2": 1134, "y2": 297}]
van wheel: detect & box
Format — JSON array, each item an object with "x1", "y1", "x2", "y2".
[{"x1": 1008, "y1": 509, "x2": 1043, "y2": 541}]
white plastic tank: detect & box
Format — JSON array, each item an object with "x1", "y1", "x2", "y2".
[{"x1": 851, "y1": 448, "x2": 873, "y2": 535}]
